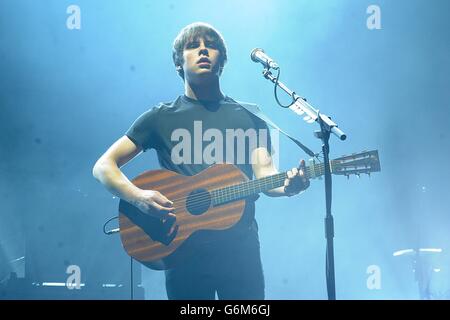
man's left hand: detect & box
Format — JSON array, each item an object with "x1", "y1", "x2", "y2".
[{"x1": 284, "y1": 159, "x2": 310, "y2": 196}]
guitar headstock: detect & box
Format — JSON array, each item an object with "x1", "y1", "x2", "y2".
[{"x1": 331, "y1": 150, "x2": 381, "y2": 178}]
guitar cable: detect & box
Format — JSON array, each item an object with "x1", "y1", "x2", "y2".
[
  {"x1": 103, "y1": 216, "x2": 134, "y2": 300},
  {"x1": 103, "y1": 216, "x2": 119, "y2": 235}
]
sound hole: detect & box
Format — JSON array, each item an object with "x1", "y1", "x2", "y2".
[{"x1": 186, "y1": 188, "x2": 211, "y2": 215}]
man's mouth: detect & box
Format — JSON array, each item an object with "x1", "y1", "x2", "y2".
[{"x1": 197, "y1": 57, "x2": 211, "y2": 65}]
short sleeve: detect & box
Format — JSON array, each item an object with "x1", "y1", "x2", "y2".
[{"x1": 125, "y1": 106, "x2": 160, "y2": 151}]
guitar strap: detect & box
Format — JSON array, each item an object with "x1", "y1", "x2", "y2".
[{"x1": 230, "y1": 98, "x2": 317, "y2": 157}]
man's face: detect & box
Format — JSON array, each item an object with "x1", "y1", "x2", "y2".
[{"x1": 181, "y1": 36, "x2": 222, "y2": 83}]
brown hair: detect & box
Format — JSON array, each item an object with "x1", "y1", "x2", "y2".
[{"x1": 172, "y1": 22, "x2": 227, "y2": 79}]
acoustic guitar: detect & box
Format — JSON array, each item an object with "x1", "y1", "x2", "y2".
[{"x1": 118, "y1": 150, "x2": 380, "y2": 270}]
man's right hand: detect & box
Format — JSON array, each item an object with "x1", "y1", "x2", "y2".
[{"x1": 132, "y1": 189, "x2": 176, "y2": 221}]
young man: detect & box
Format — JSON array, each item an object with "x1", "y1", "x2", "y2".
[{"x1": 93, "y1": 22, "x2": 309, "y2": 300}]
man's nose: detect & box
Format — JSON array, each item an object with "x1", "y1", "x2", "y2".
[
  {"x1": 198, "y1": 41, "x2": 209, "y2": 55},
  {"x1": 198, "y1": 47, "x2": 209, "y2": 56}
]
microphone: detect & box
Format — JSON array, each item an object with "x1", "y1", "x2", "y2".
[{"x1": 250, "y1": 48, "x2": 279, "y2": 70}]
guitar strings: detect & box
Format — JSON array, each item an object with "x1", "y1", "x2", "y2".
[
  {"x1": 168, "y1": 162, "x2": 326, "y2": 204},
  {"x1": 169, "y1": 164, "x2": 324, "y2": 211},
  {"x1": 169, "y1": 170, "x2": 292, "y2": 205},
  {"x1": 168, "y1": 159, "x2": 369, "y2": 212},
  {"x1": 167, "y1": 165, "x2": 323, "y2": 212},
  {"x1": 171, "y1": 174, "x2": 287, "y2": 212}
]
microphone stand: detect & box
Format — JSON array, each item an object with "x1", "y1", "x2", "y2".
[{"x1": 260, "y1": 68, "x2": 347, "y2": 300}]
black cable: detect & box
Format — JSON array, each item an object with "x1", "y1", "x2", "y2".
[
  {"x1": 272, "y1": 67, "x2": 320, "y2": 163},
  {"x1": 103, "y1": 216, "x2": 118, "y2": 235},
  {"x1": 274, "y1": 68, "x2": 295, "y2": 108},
  {"x1": 103, "y1": 216, "x2": 134, "y2": 299},
  {"x1": 316, "y1": 150, "x2": 324, "y2": 162},
  {"x1": 130, "y1": 257, "x2": 134, "y2": 300}
]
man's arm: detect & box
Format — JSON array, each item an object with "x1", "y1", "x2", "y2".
[
  {"x1": 251, "y1": 147, "x2": 309, "y2": 197},
  {"x1": 92, "y1": 135, "x2": 175, "y2": 219},
  {"x1": 93, "y1": 135, "x2": 143, "y2": 202}
]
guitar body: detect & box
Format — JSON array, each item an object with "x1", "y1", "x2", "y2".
[
  {"x1": 118, "y1": 164, "x2": 247, "y2": 270},
  {"x1": 117, "y1": 149, "x2": 381, "y2": 270}
]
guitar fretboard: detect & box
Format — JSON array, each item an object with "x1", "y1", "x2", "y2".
[{"x1": 211, "y1": 161, "x2": 333, "y2": 206}]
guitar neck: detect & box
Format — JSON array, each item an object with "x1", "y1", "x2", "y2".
[{"x1": 211, "y1": 161, "x2": 332, "y2": 206}]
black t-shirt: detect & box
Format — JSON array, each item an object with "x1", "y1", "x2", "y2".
[{"x1": 125, "y1": 94, "x2": 272, "y2": 241}]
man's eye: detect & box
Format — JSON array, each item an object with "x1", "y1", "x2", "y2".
[{"x1": 186, "y1": 42, "x2": 198, "y2": 49}]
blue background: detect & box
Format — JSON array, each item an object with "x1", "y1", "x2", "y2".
[{"x1": 1, "y1": 0, "x2": 449, "y2": 299}]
